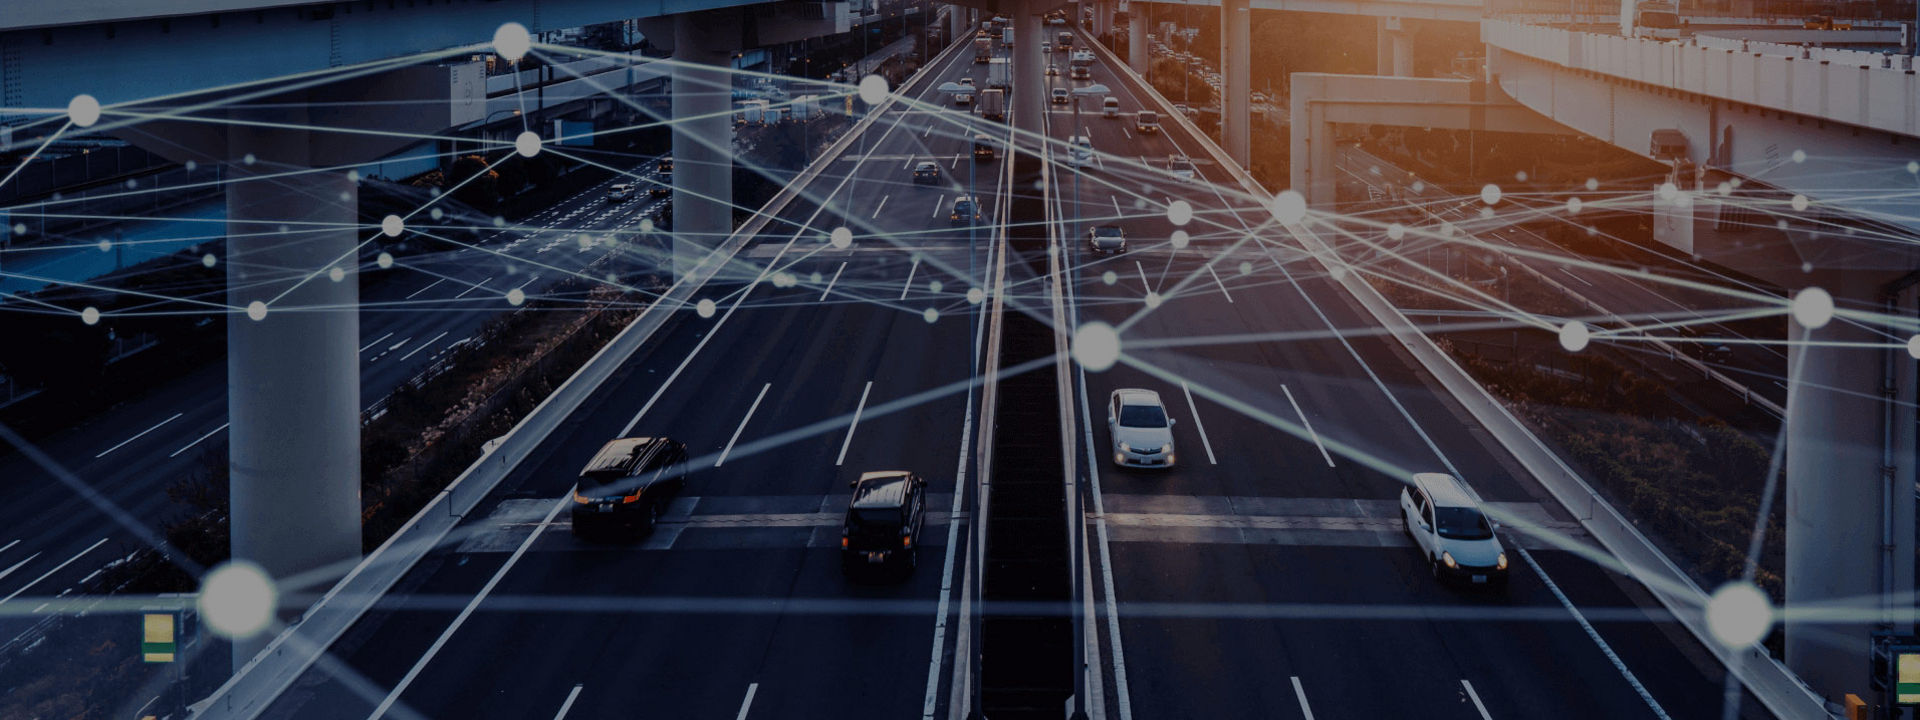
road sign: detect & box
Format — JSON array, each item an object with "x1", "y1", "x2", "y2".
[{"x1": 142, "y1": 613, "x2": 175, "y2": 663}]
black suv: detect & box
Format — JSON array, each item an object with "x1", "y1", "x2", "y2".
[
  {"x1": 570, "y1": 437, "x2": 689, "y2": 540},
  {"x1": 840, "y1": 471, "x2": 928, "y2": 575}
]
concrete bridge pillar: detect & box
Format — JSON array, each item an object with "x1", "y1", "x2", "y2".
[
  {"x1": 1012, "y1": 5, "x2": 1046, "y2": 135},
  {"x1": 672, "y1": 9, "x2": 742, "y2": 279},
  {"x1": 1784, "y1": 273, "x2": 1917, "y2": 705},
  {"x1": 950, "y1": 3, "x2": 970, "y2": 43},
  {"x1": 1376, "y1": 17, "x2": 1413, "y2": 77},
  {"x1": 1128, "y1": 2, "x2": 1149, "y2": 74},
  {"x1": 1220, "y1": 0, "x2": 1251, "y2": 166}
]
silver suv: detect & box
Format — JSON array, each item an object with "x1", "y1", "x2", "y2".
[{"x1": 1400, "y1": 472, "x2": 1508, "y2": 590}]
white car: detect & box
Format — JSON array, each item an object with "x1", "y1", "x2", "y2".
[
  {"x1": 1108, "y1": 389, "x2": 1175, "y2": 468},
  {"x1": 1400, "y1": 473, "x2": 1509, "y2": 590},
  {"x1": 1167, "y1": 155, "x2": 1195, "y2": 183},
  {"x1": 1067, "y1": 134, "x2": 1093, "y2": 167},
  {"x1": 606, "y1": 183, "x2": 633, "y2": 202},
  {"x1": 1051, "y1": 87, "x2": 1071, "y2": 104}
]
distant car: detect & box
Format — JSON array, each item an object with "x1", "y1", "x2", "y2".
[
  {"x1": 1047, "y1": 63, "x2": 1060, "y2": 76},
  {"x1": 1051, "y1": 88, "x2": 1070, "y2": 104},
  {"x1": 1135, "y1": 110, "x2": 1160, "y2": 133},
  {"x1": 841, "y1": 471, "x2": 928, "y2": 575},
  {"x1": 570, "y1": 437, "x2": 689, "y2": 540},
  {"x1": 1087, "y1": 225, "x2": 1126, "y2": 255},
  {"x1": 912, "y1": 161, "x2": 941, "y2": 184},
  {"x1": 955, "y1": 91, "x2": 973, "y2": 106},
  {"x1": 1401, "y1": 473, "x2": 1509, "y2": 590},
  {"x1": 1068, "y1": 134, "x2": 1093, "y2": 167},
  {"x1": 958, "y1": 76, "x2": 975, "y2": 87},
  {"x1": 1168, "y1": 155, "x2": 1196, "y2": 183},
  {"x1": 1042, "y1": 41, "x2": 1054, "y2": 54},
  {"x1": 607, "y1": 183, "x2": 633, "y2": 202},
  {"x1": 649, "y1": 183, "x2": 670, "y2": 198},
  {"x1": 657, "y1": 157, "x2": 674, "y2": 174},
  {"x1": 1102, "y1": 96, "x2": 1120, "y2": 117},
  {"x1": 951, "y1": 195, "x2": 982, "y2": 225},
  {"x1": 1108, "y1": 389, "x2": 1175, "y2": 468},
  {"x1": 1174, "y1": 104, "x2": 1196, "y2": 116},
  {"x1": 973, "y1": 133, "x2": 997, "y2": 161},
  {"x1": 1070, "y1": 66, "x2": 1090, "y2": 80}
]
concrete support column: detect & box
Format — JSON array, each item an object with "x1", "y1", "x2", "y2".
[
  {"x1": 1376, "y1": 17, "x2": 1413, "y2": 77},
  {"x1": 1220, "y1": 0, "x2": 1251, "y2": 166},
  {"x1": 1012, "y1": 6, "x2": 1046, "y2": 136},
  {"x1": 1784, "y1": 276, "x2": 1917, "y2": 704},
  {"x1": 672, "y1": 10, "x2": 740, "y2": 279},
  {"x1": 224, "y1": 119, "x2": 361, "y2": 671},
  {"x1": 949, "y1": 2, "x2": 968, "y2": 43},
  {"x1": 1129, "y1": 2, "x2": 1149, "y2": 74}
]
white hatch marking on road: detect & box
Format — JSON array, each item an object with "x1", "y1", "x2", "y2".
[
  {"x1": 0, "y1": 538, "x2": 105, "y2": 606},
  {"x1": 1281, "y1": 384, "x2": 1334, "y2": 468},
  {"x1": 96, "y1": 413, "x2": 183, "y2": 458},
  {"x1": 836, "y1": 381, "x2": 874, "y2": 466},
  {"x1": 359, "y1": 331, "x2": 394, "y2": 353},
  {"x1": 170, "y1": 423, "x2": 230, "y2": 458},
  {"x1": 735, "y1": 683, "x2": 759, "y2": 720},
  {"x1": 872, "y1": 194, "x2": 891, "y2": 220},
  {"x1": 934, "y1": 195, "x2": 947, "y2": 219},
  {"x1": 514, "y1": 273, "x2": 541, "y2": 291},
  {"x1": 821, "y1": 262, "x2": 847, "y2": 302},
  {"x1": 0, "y1": 553, "x2": 42, "y2": 585},
  {"x1": 1291, "y1": 677, "x2": 1316, "y2": 720},
  {"x1": 1178, "y1": 381, "x2": 1218, "y2": 465},
  {"x1": 397, "y1": 331, "x2": 449, "y2": 363},
  {"x1": 716, "y1": 383, "x2": 771, "y2": 468},
  {"x1": 1462, "y1": 679, "x2": 1493, "y2": 720},
  {"x1": 0, "y1": 540, "x2": 17, "y2": 555}
]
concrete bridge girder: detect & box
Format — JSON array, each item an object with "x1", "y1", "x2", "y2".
[{"x1": 1287, "y1": 73, "x2": 1571, "y2": 208}]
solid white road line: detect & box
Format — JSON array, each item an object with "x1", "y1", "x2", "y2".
[
  {"x1": 170, "y1": 423, "x2": 230, "y2": 459},
  {"x1": 0, "y1": 540, "x2": 17, "y2": 555},
  {"x1": 359, "y1": 331, "x2": 394, "y2": 353},
  {"x1": 735, "y1": 683, "x2": 759, "y2": 720},
  {"x1": 1134, "y1": 260, "x2": 1151, "y2": 294},
  {"x1": 397, "y1": 331, "x2": 449, "y2": 363},
  {"x1": 0, "y1": 538, "x2": 104, "y2": 605},
  {"x1": 96, "y1": 412, "x2": 183, "y2": 458},
  {"x1": 1462, "y1": 679, "x2": 1493, "y2": 720},
  {"x1": 715, "y1": 383, "x2": 771, "y2": 467},
  {"x1": 1291, "y1": 677, "x2": 1316, "y2": 720},
  {"x1": 921, "y1": 356, "x2": 978, "y2": 720},
  {"x1": 1279, "y1": 385, "x2": 1334, "y2": 468},
  {"x1": 404, "y1": 278, "x2": 445, "y2": 299},
  {"x1": 904, "y1": 155, "x2": 917, "y2": 170},
  {"x1": 366, "y1": 491, "x2": 570, "y2": 720},
  {"x1": 933, "y1": 195, "x2": 947, "y2": 219},
  {"x1": 0, "y1": 553, "x2": 42, "y2": 584},
  {"x1": 1204, "y1": 263, "x2": 1233, "y2": 303},
  {"x1": 1559, "y1": 266, "x2": 1595, "y2": 287},
  {"x1": 1178, "y1": 381, "x2": 1218, "y2": 465},
  {"x1": 455, "y1": 276, "x2": 493, "y2": 299},
  {"x1": 901, "y1": 257, "x2": 921, "y2": 300},
  {"x1": 514, "y1": 273, "x2": 541, "y2": 291},
  {"x1": 551, "y1": 685, "x2": 584, "y2": 720},
  {"x1": 388, "y1": 337, "x2": 411, "y2": 353},
  {"x1": 821, "y1": 262, "x2": 847, "y2": 301},
  {"x1": 1110, "y1": 195, "x2": 1122, "y2": 217},
  {"x1": 872, "y1": 195, "x2": 891, "y2": 220},
  {"x1": 836, "y1": 381, "x2": 874, "y2": 466}
]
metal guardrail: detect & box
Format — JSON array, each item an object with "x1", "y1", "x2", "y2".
[{"x1": 1080, "y1": 29, "x2": 1828, "y2": 720}]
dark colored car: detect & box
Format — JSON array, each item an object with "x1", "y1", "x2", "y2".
[
  {"x1": 570, "y1": 437, "x2": 690, "y2": 540},
  {"x1": 1088, "y1": 225, "x2": 1126, "y2": 255},
  {"x1": 840, "y1": 471, "x2": 927, "y2": 575}
]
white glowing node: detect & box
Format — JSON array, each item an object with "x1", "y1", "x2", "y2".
[
  {"x1": 1171, "y1": 230, "x2": 1190, "y2": 249},
  {"x1": 1479, "y1": 207, "x2": 1494, "y2": 220},
  {"x1": 1705, "y1": 581, "x2": 1773, "y2": 649},
  {"x1": 1566, "y1": 197, "x2": 1583, "y2": 215},
  {"x1": 328, "y1": 267, "x2": 345, "y2": 283},
  {"x1": 929, "y1": 280, "x2": 944, "y2": 294},
  {"x1": 1515, "y1": 171, "x2": 1529, "y2": 182},
  {"x1": 1101, "y1": 271, "x2": 1118, "y2": 286},
  {"x1": 377, "y1": 252, "x2": 394, "y2": 270},
  {"x1": 809, "y1": 271, "x2": 823, "y2": 284},
  {"x1": 1239, "y1": 261, "x2": 1253, "y2": 276},
  {"x1": 381, "y1": 215, "x2": 404, "y2": 237},
  {"x1": 1167, "y1": 200, "x2": 1194, "y2": 226},
  {"x1": 245, "y1": 301, "x2": 268, "y2": 322},
  {"x1": 1790, "y1": 194, "x2": 1809, "y2": 212},
  {"x1": 1792, "y1": 286, "x2": 1834, "y2": 329},
  {"x1": 922, "y1": 308, "x2": 939, "y2": 323},
  {"x1": 1145, "y1": 291, "x2": 1163, "y2": 308},
  {"x1": 772, "y1": 272, "x2": 796, "y2": 288},
  {"x1": 1909, "y1": 161, "x2": 1919, "y2": 174},
  {"x1": 1480, "y1": 184, "x2": 1502, "y2": 206},
  {"x1": 1269, "y1": 190, "x2": 1307, "y2": 225},
  {"x1": 859, "y1": 75, "x2": 890, "y2": 104},
  {"x1": 640, "y1": 218, "x2": 654, "y2": 233},
  {"x1": 506, "y1": 288, "x2": 526, "y2": 306},
  {"x1": 493, "y1": 22, "x2": 532, "y2": 62},
  {"x1": 1387, "y1": 223, "x2": 1406, "y2": 241},
  {"x1": 11, "y1": 224, "x2": 24, "y2": 236},
  {"x1": 1411, "y1": 181, "x2": 1425, "y2": 193},
  {"x1": 97, "y1": 239, "x2": 112, "y2": 253},
  {"x1": 1791, "y1": 149, "x2": 1806, "y2": 164},
  {"x1": 1328, "y1": 263, "x2": 1347, "y2": 282},
  {"x1": 1440, "y1": 223, "x2": 1457, "y2": 238},
  {"x1": 1559, "y1": 320, "x2": 1590, "y2": 352},
  {"x1": 696, "y1": 299, "x2": 717, "y2": 318},
  {"x1": 1716, "y1": 182, "x2": 1732, "y2": 196},
  {"x1": 1658, "y1": 182, "x2": 1678, "y2": 201},
  {"x1": 1073, "y1": 322, "x2": 1121, "y2": 372},
  {"x1": 577, "y1": 235, "x2": 593, "y2": 250},
  {"x1": 967, "y1": 287, "x2": 986, "y2": 304},
  {"x1": 515, "y1": 131, "x2": 541, "y2": 158},
  {"x1": 80, "y1": 307, "x2": 100, "y2": 325},
  {"x1": 68, "y1": 94, "x2": 101, "y2": 128},
  {"x1": 1585, "y1": 178, "x2": 1599, "y2": 191},
  {"x1": 1908, "y1": 335, "x2": 1920, "y2": 360},
  {"x1": 243, "y1": 153, "x2": 256, "y2": 166},
  {"x1": 198, "y1": 561, "x2": 278, "y2": 640},
  {"x1": 202, "y1": 253, "x2": 217, "y2": 268},
  {"x1": 831, "y1": 227, "x2": 853, "y2": 249}
]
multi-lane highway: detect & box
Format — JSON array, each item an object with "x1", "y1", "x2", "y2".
[
  {"x1": 256, "y1": 37, "x2": 1005, "y2": 719},
  {"x1": 1050, "y1": 31, "x2": 1773, "y2": 719},
  {"x1": 0, "y1": 159, "x2": 670, "y2": 662}
]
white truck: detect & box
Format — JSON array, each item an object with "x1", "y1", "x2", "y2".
[
  {"x1": 1002, "y1": 27, "x2": 1015, "y2": 47},
  {"x1": 974, "y1": 36, "x2": 992, "y2": 63},
  {"x1": 979, "y1": 88, "x2": 1007, "y2": 122},
  {"x1": 986, "y1": 58, "x2": 1011, "y2": 89}
]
